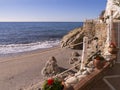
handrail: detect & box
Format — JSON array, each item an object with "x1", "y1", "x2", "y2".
[{"x1": 65, "y1": 36, "x2": 97, "y2": 48}]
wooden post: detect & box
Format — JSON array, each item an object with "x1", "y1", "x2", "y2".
[{"x1": 80, "y1": 37, "x2": 88, "y2": 70}]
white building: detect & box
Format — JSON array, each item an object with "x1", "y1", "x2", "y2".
[{"x1": 104, "y1": 0, "x2": 120, "y2": 19}]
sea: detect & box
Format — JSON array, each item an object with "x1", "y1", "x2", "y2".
[{"x1": 0, "y1": 22, "x2": 83, "y2": 55}]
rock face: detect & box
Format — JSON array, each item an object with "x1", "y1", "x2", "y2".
[
  {"x1": 41, "y1": 56, "x2": 60, "y2": 77},
  {"x1": 95, "y1": 23, "x2": 107, "y2": 52},
  {"x1": 61, "y1": 27, "x2": 84, "y2": 49},
  {"x1": 61, "y1": 20, "x2": 107, "y2": 51},
  {"x1": 61, "y1": 20, "x2": 95, "y2": 49}
]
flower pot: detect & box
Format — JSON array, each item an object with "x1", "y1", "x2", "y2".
[
  {"x1": 42, "y1": 78, "x2": 65, "y2": 90},
  {"x1": 108, "y1": 47, "x2": 118, "y2": 54},
  {"x1": 93, "y1": 58, "x2": 105, "y2": 69}
]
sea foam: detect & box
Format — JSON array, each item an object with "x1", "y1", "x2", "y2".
[{"x1": 0, "y1": 40, "x2": 60, "y2": 54}]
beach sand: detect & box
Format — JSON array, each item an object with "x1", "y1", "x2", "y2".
[{"x1": 0, "y1": 46, "x2": 82, "y2": 90}]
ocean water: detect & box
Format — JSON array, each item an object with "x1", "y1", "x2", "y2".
[{"x1": 0, "y1": 22, "x2": 83, "y2": 55}]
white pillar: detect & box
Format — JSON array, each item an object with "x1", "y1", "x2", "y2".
[
  {"x1": 104, "y1": 11, "x2": 113, "y2": 60},
  {"x1": 110, "y1": 12, "x2": 113, "y2": 43},
  {"x1": 80, "y1": 37, "x2": 88, "y2": 70},
  {"x1": 106, "y1": 11, "x2": 113, "y2": 45},
  {"x1": 106, "y1": 22, "x2": 110, "y2": 44}
]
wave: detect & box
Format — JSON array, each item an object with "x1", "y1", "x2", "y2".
[{"x1": 0, "y1": 40, "x2": 60, "y2": 54}]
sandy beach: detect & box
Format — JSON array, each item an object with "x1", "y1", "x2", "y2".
[{"x1": 0, "y1": 46, "x2": 82, "y2": 90}]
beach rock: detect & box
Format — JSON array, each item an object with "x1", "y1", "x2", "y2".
[
  {"x1": 69, "y1": 51, "x2": 80, "y2": 64},
  {"x1": 87, "y1": 61, "x2": 94, "y2": 68},
  {"x1": 69, "y1": 57, "x2": 79, "y2": 64},
  {"x1": 72, "y1": 51, "x2": 80, "y2": 57},
  {"x1": 65, "y1": 76, "x2": 79, "y2": 86},
  {"x1": 41, "y1": 56, "x2": 60, "y2": 77},
  {"x1": 69, "y1": 52, "x2": 81, "y2": 71},
  {"x1": 74, "y1": 62, "x2": 81, "y2": 71},
  {"x1": 75, "y1": 72, "x2": 86, "y2": 80},
  {"x1": 76, "y1": 75, "x2": 86, "y2": 81},
  {"x1": 82, "y1": 70, "x2": 89, "y2": 75}
]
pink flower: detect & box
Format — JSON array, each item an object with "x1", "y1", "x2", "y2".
[{"x1": 47, "y1": 78, "x2": 54, "y2": 85}]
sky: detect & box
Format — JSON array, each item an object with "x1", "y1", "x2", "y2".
[{"x1": 0, "y1": 0, "x2": 107, "y2": 22}]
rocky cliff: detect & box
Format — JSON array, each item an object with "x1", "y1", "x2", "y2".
[{"x1": 61, "y1": 20, "x2": 107, "y2": 50}]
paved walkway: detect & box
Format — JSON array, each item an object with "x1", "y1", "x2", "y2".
[
  {"x1": 92, "y1": 63, "x2": 120, "y2": 90},
  {"x1": 92, "y1": 22, "x2": 120, "y2": 90}
]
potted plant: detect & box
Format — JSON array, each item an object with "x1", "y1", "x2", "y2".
[
  {"x1": 93, "y1": 54, "x2": 106, "y2": 69},
  {"x1": 42, "y1": 78, "x2": 65, "y2": 90},
  {"x1": 108, "y1": 42, "x2": 118, "y2": 54}
]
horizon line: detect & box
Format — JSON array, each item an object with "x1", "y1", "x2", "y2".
[{"x1": 0, "y1": 21, "x2": 83, "y2": 23}]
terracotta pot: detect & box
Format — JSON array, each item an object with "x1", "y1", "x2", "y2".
[
  {"x1": 108, "y1": 47, "x2": 113, "y2": 54},
  {"x1": 108, "y1": 47, "x2": 118, "y2": 54},
  {"x1": 93, "y1": 59, "x2": 105, "y2": 69}
]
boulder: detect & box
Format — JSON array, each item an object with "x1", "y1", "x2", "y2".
[
  {"x1": 69, "y1": 52, "x2": 81, "y2": 71},
  {"x1": 72, "y1": 51, "x2": 80, "y2": 57},
  {"x1": 65, "y1": 76, "x2": 79, "y2": 86},
  {"x1": 41, "y1": 56, "x2": 60, "y2": 77}
]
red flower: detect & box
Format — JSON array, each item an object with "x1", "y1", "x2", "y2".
[{"x1": 47, "y1": 78, "x2": 54, "y2": 85}]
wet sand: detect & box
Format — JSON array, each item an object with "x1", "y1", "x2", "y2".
[{"x1": 0, "y1": 46, "x2": 82, "y2": 90}]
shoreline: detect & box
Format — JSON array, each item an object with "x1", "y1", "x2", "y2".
[
  {"x1": 0, "y1": 45, "x2": 60, "y2": 59},
  {"x1": 0, "y1": 43, "x2": 60, "y2": 57}
]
